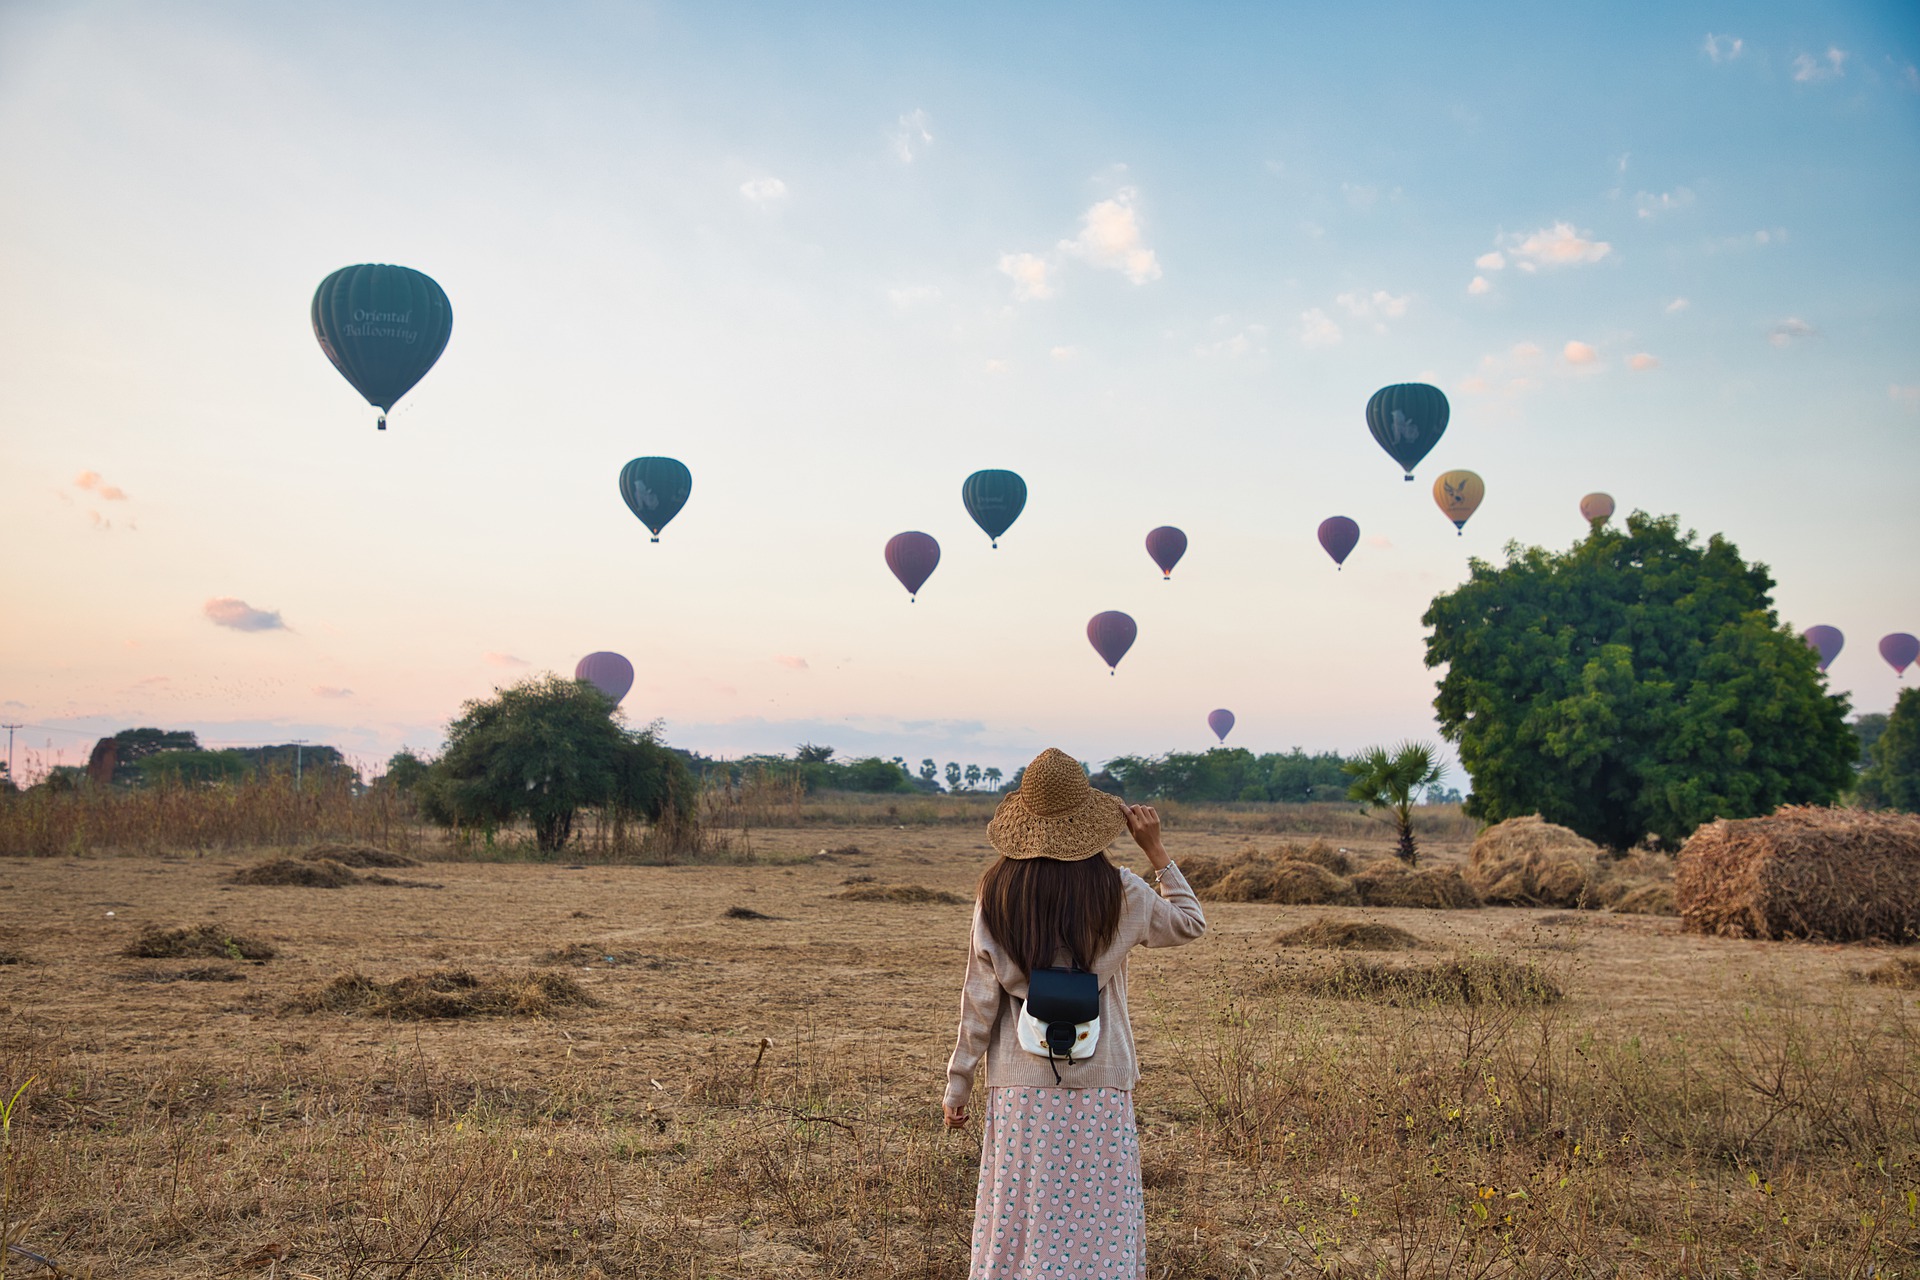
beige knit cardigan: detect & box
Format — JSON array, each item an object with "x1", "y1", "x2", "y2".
[{"x1": 943, "y1": 863, "x2": 1206, "y2": 1110}]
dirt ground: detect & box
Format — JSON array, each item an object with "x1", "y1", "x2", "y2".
[{"x1": 2, "y1": 824, "x2": 1916, "y2": 1278}]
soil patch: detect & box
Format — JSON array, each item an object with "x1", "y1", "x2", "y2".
[
  {"x1": 831, "y1": 883, "x2": 968, "y2": 905},
  {"x1": 285, "y1": 968, "x2": 595, "y2": 1019},
  {"x1": 1274, "y1": 919, "x2": 1422, "y2": 951},
  {"x1": 300, "y1": 843, "x2": 419, "y2": 868},
  {"x1": 123, "y1": 923, "x2": 276, "y2": 961}
]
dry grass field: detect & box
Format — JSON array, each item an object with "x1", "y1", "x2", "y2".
[{"x1": 3, "y1": 816, "x2": 1918, "y2": 1278}]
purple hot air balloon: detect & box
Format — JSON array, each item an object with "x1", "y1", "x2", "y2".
[
  {"x1": 575, "y1": 651, "x2": 634, "y2": 704},
  {"x1": 885, "y1": 531, "x2": 940, "y2": 601},
  {"x1": 1317, "y1": 516, "x2": 1360, "y2": 570},
  {"x1": 1145, "y1": 526, "x2": 1187, "y2": 580},
  {"x1": 1087, "y1": 611, "x2": 1137, "y2": 674},
  {"x1": 1881, "y1": 632, "x2": 1920, "y2": 677},
  {"x1": 1802, "y1": 626, "x2": 1844, "y2": 673},
  {"x1": 1579, "y1": 492, "x2": 1616, "y2": 524},
  {"x1": 1207, "y1": 709, "x2": 1235, "y2": 743}
]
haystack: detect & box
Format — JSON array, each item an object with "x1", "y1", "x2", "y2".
[
  {"x1": 286, "y1": 968, "x2": 593, "y2": 1019},
  {"x1": 1467, "y1": 816, "x2": 1602, "y2": 907},
  {"x1": 1275, "y1": 840, "x2": 1355, "y2": 877},
  {"x1": 1351, "y1": 860, "x2": 1482, "y2": 910},
  {"x1": 1274, "y1": 919, "x2": 1421, "y2": 951},
  {"x1": 301, "y1": 843, "x2": 419, "y2": 868},
  {"x1": 1212, "y1": 859, "x2": 1359, "y2": 906},
  {"x1": 227, "y1": 858, "x2": 357, "y2": 888},
  {"x1": 831, "y1": 883, "x2": 968, "y2": 904},
  {"x1": 1676, "y1": 806, "x2": 1920, "y2": 943}
]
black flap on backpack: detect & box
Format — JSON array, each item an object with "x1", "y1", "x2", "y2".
[{"x1": 1025, "y1": 967, "x2": 1098, "y2": 1024}]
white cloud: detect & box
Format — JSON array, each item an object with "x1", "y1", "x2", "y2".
[
  {"x1": 484, "y1": 652, "x2": 529, "y2": 668},
  {"x1": 889, "y1": 109, "x2": 933, "y2": 162},
  {"x1": 1509, "y1": 342, "x2": 1544, "y2": 364},
  {"x1": 1475, "y1": 251, "x2": 1506, "y2": 270},
  {"x1": 1341, "y1": 183, "x2": 1378, "y2": 211},
  {"x1": 1467, "y1": 276, "x2": 1492, "y2": 295},
  {"x1": 1563, "y1": 340, "x2": 1598, "y2": 366},
  {"x1": 997, "y1": 252, "x2": 1053, "y2": 301},
  {"x1": 1335, "y1": 290, "x2": 1410, "y2": 328},
  {"x1": 1903, "y1": 65, "x2": 1920, "y2": 92},
  {"x1": 773, "y1": 655, "x2": 809, "y2": 672},
  {"x1": 74, "y1": 470, "x2": 129, "y2": 500},
  {"x1": 983, "y1": 359, "x2": 1010, "y2": 375},
  {"x1": 204, "y1": 597, "x2": 286, "y2": 632},
  {"x1": 1058, "y1": 188, "x2": 1161, "y2": 284},
  {"x1": 1197, "y1": 324, "x2": 1267, "y2": 359},
  {"x1": 1666, "y1": 297, "x2": 1690, "y2": 314},
  {"x1": 1792, "y1": 47, "x2": 1847, "y2": 82},
  {"x1": 1891, "y1": 384, "x2": 1920, "y2": 409},
  {"x1": 1629, "y1": 353, "x2": 1661, "y2": 371},
  {"x1": 739, "y1": 176, "x2": 788, "y2": 204},
  {"x1": 313, "y1": 685, "x2": 354, "y2": 699},
  {"x1": 1635, "y1": 188, "x2": 1694, "y2": 219},
  {"x1": 887, "y1": 285, "x2": 941, "y2": 308},
  {"x1": 1768, "y1": 317, "x2": 1817, "y2": 346},
  {"x1": 1050, "y1": 345, "x2": 1081, "y2": 361},
  {"x1": 1297, "y1": 309, "x2": 1341, "y2": 349},
  {"x1": 1501, "y1": 222, "x2": 1613, "y2": 268},
  {"x1": 1703, "y1": 33, "x2": 1744, "y2": 63}
]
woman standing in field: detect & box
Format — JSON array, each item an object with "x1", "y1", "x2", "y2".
[{"x1": 944, "y1": 747, "x2": 1207, "y2": 1278}]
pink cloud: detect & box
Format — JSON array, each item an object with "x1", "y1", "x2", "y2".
[
  {"x1": 204, "y1": 597, "x2": 286, "y2": 632},
  {"x1": 1563, "y1": 341, "x2": 1598, "y2": 365},
  {"x1": 1629, "y1": 353, "x2": 1661, "y2": 371},
  {"x1": 74, "y1": 470, "x2": 129, "y2": 500},
  {"x1": 773, "y1": 655, "x2": 810, "y2": 671},
  {"x1": 313, "y1": 685, "x2": 354, "y2": 698},
  {"x1": 484, "y1": 652, "x2": 529, "y2": 668}
]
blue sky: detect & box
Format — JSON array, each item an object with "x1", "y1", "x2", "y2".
[{"x1": 2, "y1": 1, "x2": 1916, "y2": 780}]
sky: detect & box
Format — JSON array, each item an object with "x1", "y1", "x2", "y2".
[{"x1": 2, "y1": 1, "x2": 1918, "y2": 782}]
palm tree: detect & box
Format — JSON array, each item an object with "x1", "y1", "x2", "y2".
[{"x1": 1342, "y1": 741, "x2": 1445, "y2": 866}]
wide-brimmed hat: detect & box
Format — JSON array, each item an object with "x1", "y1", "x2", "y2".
[{"x1": 987, "y1": 748, "x2": 1128, "y2": 861}]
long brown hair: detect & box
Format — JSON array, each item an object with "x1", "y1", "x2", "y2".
[{"x1": 977, "y1": 853, "x2": 1123, "y2": 975}]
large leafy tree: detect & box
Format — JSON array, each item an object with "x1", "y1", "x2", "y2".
[
  {"x1": 423, "y1": 674, "x2": 690, "y2": 852},
  {"x1": 1423, "y1": 513, "x2": 1855, "y2": 849},
  {"x1": 1856, "y1": 689, "x2": 1920, "y2": 812}
]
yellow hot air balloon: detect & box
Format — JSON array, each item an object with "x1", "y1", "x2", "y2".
[{"x1": 1433, "y1": 470, "x2": 1484, "y2": 535}]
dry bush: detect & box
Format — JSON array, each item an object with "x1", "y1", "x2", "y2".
[
  {"x1": 1350, "y1": 859, "x2": 1482, "y2": 909},
  {"x1": 1678, "y1": 806, "x2": 1920, "y2": 942},
  {"x1": 1273, "y1": 918, "x2": 1421, "y2": 950},
  {"x1": 123, "y1": 923, "x2": 275, "y2": 961},
  {"x1": 830, "y1": 884, "x2": 968, "y2": 905},
  {"x1": 300, "y1": 842, "x2": 418, "y2": 867},
  {"x1": 1854, "y1": 956, "x2": 1920, "y2": 989},
  {"x1": 226, "y1": 858, "x2": 358, "y2": 888},
  {"x1": 1277, "y1": 953, "x2": 1563, "y2": 1005},
  {"x1": 285, "y1": 968, "x2": 594, "y2": 1019}
]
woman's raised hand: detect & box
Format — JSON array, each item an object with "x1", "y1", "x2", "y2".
[{"x1": 1124, "y1": 804, "x2": 1168, "y2": 866}]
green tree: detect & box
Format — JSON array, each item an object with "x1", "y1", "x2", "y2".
[
  {"x1": 795, "y1": 742, "x2": 835, "y2": 764},
  {"x1": 944, "y1": 762, "x2": 962, "y2": 792},
  {"x1": 964, "y1": 763, "x2": 982, "y2": 791},
  {"x1": 381, "y1": 748, "x2": 431, "y2": 793},
  {"x1": 984, "y1": 766, "x2": 1003, "y2": 792},
  {"x1": 139, "y1": 749, "x2": 251, "y2": 787},
  {"x1": 1424, "y1": 513, "x2": 1856, "y2": 849},
  {"x1": 1851, "y1": 713, "x2": 1889, "y2": 770},
  {"x1": 919, "y1": 758, "x2": 938, "y2": 786},
  {"x1": 421, "y1": 674, "x2": 690, "y2": 852},
  {"x1": 1856, "y1": 689, "x2": 1920, "y2": 812},
  {"x1": 1342, "y1": 742, "x2": 1445, "y2": 865}
]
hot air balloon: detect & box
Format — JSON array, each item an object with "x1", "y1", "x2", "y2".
[
  {"x1": 1803, "y1": 626, "x2": 1844, "y2": 672},
  {"x1": 1145, "y1": 527, "x2": 1187, "y2": 579},
  {"x1": 885, "y1": 532, "x2": 940, "y2": 601},
  {"x1": 1207, "y1": 709, "x2": 1235, "y2": 743},
  {"x1": 1318, "y1": 516, "x2": 1360, "y2": 569},
  {"x1": 961, "y1": 470, "x2": 1027, "y2": 548},
  {"x1": 619, "y1": 457, "x2": 693, "y2": 541},
  {"x1": 1882, "y1": 633, "x2": 1920, "y2": 677},
  {"x1": 575, "y1": 652, "x2": 635, "y2": 704},
  {"x1": 1365, "y1": 383, "x2": 1449, "y2": 480},
  {"x1": 1433, "y1": 470, "x2": 1484, "y2": 534},
  {"x1": 1580, "y1": 492, "x2": 1616, "y2": 524},
  {"x1": 311, "y1": 264, "x2": 453, "y2": 430},
  {"x1": 1087, "y1": 612, "x2": 1137, "y2": 674}
]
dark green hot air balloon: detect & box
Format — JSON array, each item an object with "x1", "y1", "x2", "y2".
[
  {"x1": 1365, "y1": 383, "x2": 1450, "y2": 480},
  {"x1": 619, "y1": 457, "x2": 692, "y2": 541},
  {"x1": 311, "y1": 264, "x2": 452, "y2": 430},
  {"x1": 961, "y1": 469, "x2": 1028, "y2": 548}
]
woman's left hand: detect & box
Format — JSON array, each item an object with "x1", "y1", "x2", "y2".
[{"x1": 943, "y1": 1103, "x2": 969, "y2": 1129}]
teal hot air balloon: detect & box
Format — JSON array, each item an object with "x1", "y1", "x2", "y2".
[
  {"x1": 619, "y1": 457, "x2": 693, "y2": 541},
  {"x1": 311, "y1": 264, "x2": 452, "y2": 430},
  {"x1": 1365, "y1": 383, "x2": 1450, "y2": 481},
  {"x1": 961, "y1": 470, "x2": 1027, "y2": 548}
]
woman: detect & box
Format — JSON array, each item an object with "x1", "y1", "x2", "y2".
[{"x1": 944, "y1": 747, "x2": 1207, "y2": 1278}]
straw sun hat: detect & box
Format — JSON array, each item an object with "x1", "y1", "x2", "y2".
[{"x1": 987, "y1": 747, "x2": 1129, "y2": 861}]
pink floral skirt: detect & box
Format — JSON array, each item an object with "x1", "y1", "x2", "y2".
[{"x1": 970, "y1": 1086, "x2": 1145, "y2": 1279}]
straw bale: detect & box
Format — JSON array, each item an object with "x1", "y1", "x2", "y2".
[
  {"x1": 1608, "y1": 883, "x2": 1677, "y2": 916},
  {"x1": 1212, "y1": 858, "x2": 1359, "y2": 906},
  {"x1": 1467, "y1": 816, "x2": 1602, "y2": 907},
  {"x1": 1676, "y1": 806, "x2": 1920, "y2": 943},
  {"x1": 1275, "y1": 839, "x2": 1355, "y2": 877},
  {"x1": 1274, "y1": 919, "x2": 1421, "y2": 951},
  {"x1": 1351, "y1": 861, "x2": 1482, "y2": 910}
]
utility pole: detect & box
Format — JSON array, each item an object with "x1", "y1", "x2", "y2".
[
  {"x1": 2, "y1": 724, "x2": 19, "y2": 785},
  {"x1": 292, "y1": 739, "x2": 309, "y2": 787}
]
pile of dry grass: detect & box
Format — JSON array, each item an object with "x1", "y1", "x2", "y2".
[
  {"x1": 538, "y1": 942, "x2": 675, "y2": 969},
  {"x1": 831, "y1": 883, "x2": 968, "y2": 904},
  {"x1": 0, "y1": 947, "x2": 29, "y2": 965},
  {"x1": 127, "y1": 964, "x2": 245, "y2": 983},
  {"x1": 1852, "y1": 956, "x2": 1920, "y2": 990},
  {"x1": 1279, "y1": 954, "x2": 1562, "y2": 1006},
  {"x1": 723, "y1": 906, "x2": 775, "y2": 920},
  {"x1": 123, "y1": 923, "x2": 275, "y2": 961},
  {"x1": 1466, "y1": 816, "x2": 1678, "y2": 914},
  {"x1": 1350, "y1": 860, "x2": 1482, "y2": 909},
  {"x1": 1274, "y1": 919, "x2": 1421, "y2": 951},
  {"x1": 1676, "y1": 806, "x2": 1920, "y2": 943},
  {"x1": 1211, "y1": 859, "x2": 1359, "y2": 906},
  {"x1": 227, "y1": 858, "x2": 358, "y2": 888},
  {"x1": 300, "y1": 842, "x2": 418, "y2": 868},
  {"x1": 286, "y1": 968, "x2": 594, "y2": 1019}
]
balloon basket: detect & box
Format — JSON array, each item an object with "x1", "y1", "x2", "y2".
[
  {"x1": 376, "y1": 415, "x2": 386, "y2": 431},
  {"x1": 650, "y1": 536, "x2": 660, "y2": 543}
]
